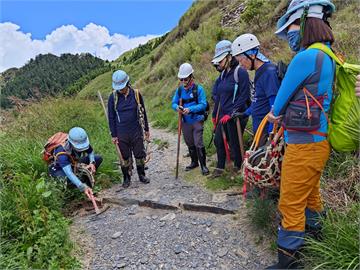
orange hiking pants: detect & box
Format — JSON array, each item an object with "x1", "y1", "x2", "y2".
[{"x1": 279, "y1": 140, "x2": 330, "y2": 232}]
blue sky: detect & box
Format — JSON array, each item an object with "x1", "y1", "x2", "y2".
[
  {"x1": 0, "y1": 0, "x2": 193, "y2": 71},
  {"x1": 1, "y1": 0, "x2": 194, "y2": 39}
]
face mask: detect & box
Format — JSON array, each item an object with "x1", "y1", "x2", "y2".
[
  {"x1": 287, "y1": 30, "x2": 301, "y2": 52},
  {"x1": 215, "y1": 65, "x2": 224, "y2": 72}
]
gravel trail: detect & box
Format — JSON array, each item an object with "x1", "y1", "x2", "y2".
[{"x1": 71, "y1": 128, "x2": 275, "y2": 269}]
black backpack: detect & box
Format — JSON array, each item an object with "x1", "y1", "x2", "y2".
[{"x1": 177, "y1": 84, "x2": 210, "y2": 121}]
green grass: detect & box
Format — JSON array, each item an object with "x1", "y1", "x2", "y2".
[
  {"x1": 152, "y1": 138, "x2": 169, "y2": 150},
  {"x1": 0, "y1": 173, "x2": 80, "y2": 269},
  {"x1": 0, "y1": 96, "x2": 122, "y2": 269},
  {"x1": 303, "y1": 204, "x2": 360, "y2": 270},
  {"x1": 246, "y1": 191, "x2": 279, "y2": 236},
  {"x1": 205, "y1": 172, "x2": 243, "y2": 191},
  {"x1": 1, "y1": 0, "x2": 358, "y2": 268}
]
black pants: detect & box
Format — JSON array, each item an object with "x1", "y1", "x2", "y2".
[
  {"x1": 214, "y1": 117, "x2": 247, "y2": 169},
  {"x1": 117, "y1": 130, "x2": 146, "y2": 165}
]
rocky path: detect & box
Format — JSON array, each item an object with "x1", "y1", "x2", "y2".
[{"x1": 71, "y1": 128, "x2": 274, "y2": 270}]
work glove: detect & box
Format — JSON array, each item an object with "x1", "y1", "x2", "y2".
[{"x1": 220, "y1": 114, "x2": 231, "y2": 124}]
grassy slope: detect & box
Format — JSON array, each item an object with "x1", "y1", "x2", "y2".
[
  {"x1": 1, "y1": 0, "x2": 358, "y2": 268},
  {"x1": 77, "y1": 0, "x2": 359, "y2": 268}
]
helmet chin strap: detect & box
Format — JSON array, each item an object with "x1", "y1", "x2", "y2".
[
  {"x1": 244, "y1": 51, "x2": 258, "y2": 70},
  {"x1": 184, "y1": 77, "x2": 194, "y2": 89},
  {"x1": 300, "y1": 5, "x2": 309, "y2": 44}
]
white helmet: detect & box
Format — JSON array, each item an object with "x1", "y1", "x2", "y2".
[
  {"x1": 177, "y1": 63, "x2": 194, "y2": 79},
  {"x1": 231, "y1": 34, "x2": 260, "y2": 57}
]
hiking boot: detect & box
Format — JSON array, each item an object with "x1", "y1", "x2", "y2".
[
  {"x1": 136, "y1": 165, "x2": 150, "y2": 184},
  {"x1": 207, "y1": 168, "x2": 224, "y2": 179},
  {"x1": 121, "y1": 166, "x2": 131, "y2": 188},
  {"x1": 185, "y1": 146, "x2": 199, "y2": 171},
  {"x1": 266, "y1": 246, "x2": 300, "y2": 269},
  {"x1": 197, "y1": 147, "x2": 209, "y2": 175}
]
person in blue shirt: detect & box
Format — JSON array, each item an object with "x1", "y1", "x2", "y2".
[
  {"x1": 232, "y1": 33, "x2": 280, "y2": 145},
  {"x1": 209, "y1": 40, "x2": 251, "y2": 178},
  {"x1": 171, "y1": 63, "x2": 209, "y2": 175},
  {"x1": 266, "y1": 0, "x2": 336, "y2": 269},
  {"x1": 108, "y1": 70, "x2": 150, "y2": 188},
  {"x1": 48, "y1": 127, "x2": 102, "y2": 197}
]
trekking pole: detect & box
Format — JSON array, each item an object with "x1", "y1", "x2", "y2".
[
  {"x1": 87, "y1": 192, "x2": 100, "y2": 214},
  {"x1": 97, "y1": 91, "x2": 125, "y2": 167},
  {"x1": 221, "y1": 124, "x2": 231, "y2": 162},
  {"x1": 235, "y1": 117, "x2": 245, "y2": 160},
  {"x1": 207, "y1": 102, "x2": 221, "y2": 149},
  {"x1": 175, "y1": 99, "x2": 183, "y2": 179}
]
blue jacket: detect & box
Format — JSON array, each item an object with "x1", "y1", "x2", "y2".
[
  {"x1": 246, "y1": 62, "x2": 280, "y2": 133},
  {"x1": 171, "y1": 83, "x2": 207, "y2": 124},
  {"x1": 273, "y1": 45, "x2": 335, "y2": 144},
  {"x1": 52, "y1": 143, "x2": 95, "y2": 191},
  {"x1": 108, "y1": 88, "x2": 149, "y2": 137},
  {"x1": 212, "y1": 66, "x2": 250, "y2": 119}
]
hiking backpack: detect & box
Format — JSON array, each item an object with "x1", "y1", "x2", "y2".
[
  {"x1": 42, "y1": 132, "x2": 68, "y2": 164},
  {"x1": 308, "y1": 43, "x2": 360, "y2": 152},
  {"x1": 177, "y1": 84, "x2": 210, "y2": 121},
  {"x1": 220, "y1": 64, "x2": 285, "y2": 107}
]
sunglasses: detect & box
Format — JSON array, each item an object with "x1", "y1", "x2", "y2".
[{"x1": 179, "y1": 77, "x2": 190, "y2": 82}]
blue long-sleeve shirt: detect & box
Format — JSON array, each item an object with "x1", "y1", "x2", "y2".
[
  {"x1": 108, "y1": 88, "x2": 149, "y2": 137},
  {"x1": 273, "y1": 45, "x2": 335, "y2": 144},
  {"x1": 171, "y1": 83, "x2": 207, "y2": 124},
  {"x1": 245, "y1": 62, "x2": 280, "y2": 133},
  {"x1": 212, "y1": 66, "x2": 250, "y2": 119},
  {"x1": 53, "y1": 144, "x2": 95, "y2": 191}
]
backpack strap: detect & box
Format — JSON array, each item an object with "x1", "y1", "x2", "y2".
[
  {"x1": 192, "y1": 84, "x2": 199, "y2": 104},
  {"x1": 54, "y1": 151, "x2": 76, "y2": 165},
  {"x1": 134, "y1": 88, "x2": 141, "y2": 105},
  {"x1": 308, "y1": 43, "x2": 343, "y2": 66},
  {"x1": 254, "y1": 63, "x2": 277, "y2": 84},
  {"x1": 112, "y1": 90, "x2": 121, "y2": 123},
  {"x1": 233, "y1": 65, "x2": 241, "y2": 103}
]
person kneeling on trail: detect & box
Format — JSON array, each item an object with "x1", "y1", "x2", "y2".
[
  {"x1": 48, "y1": 127, "x2": 102, "y2": 197},
  {"x1": 232, "y1": 33, "x2": 280, "y2": 146},
  {"x1": 171, "y1": 63, "x2": 210, "y2": 175},
  {"x1": 108, "y1": 70, "x2": 150, "y2": 188}
]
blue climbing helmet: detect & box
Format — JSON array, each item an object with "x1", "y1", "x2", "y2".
[
  {"x1": 212, "y1": 40, "x2": 232, "y2": 65},
  {"x1": 275, "y1": 0, "x2": 335, "y2": 39},
  {"x1": 112, "y1": 70, "x2": 129, "y2": 91},
  {"x1": 68, "y1": 127, "x2": 90, "y2": 151}
]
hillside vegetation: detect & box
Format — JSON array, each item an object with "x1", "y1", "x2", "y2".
[
  {"x1": 0, "y1": 53, "x2": 110, "y2": 108},
  {"x1": 0, "y1": 0, "x2": 359, "y2": 269}
]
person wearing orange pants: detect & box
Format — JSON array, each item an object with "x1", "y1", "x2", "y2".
[
  {"x1": 278, "y1": 140, "x2": 330, "y2": 249},
  {"x1": 267, "y1": 0, "x2": 337, "y2": 268}
]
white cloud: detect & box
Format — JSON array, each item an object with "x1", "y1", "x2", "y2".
[{"x1": 0, "y1": 22, "x2": 158, "y2": 72}]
